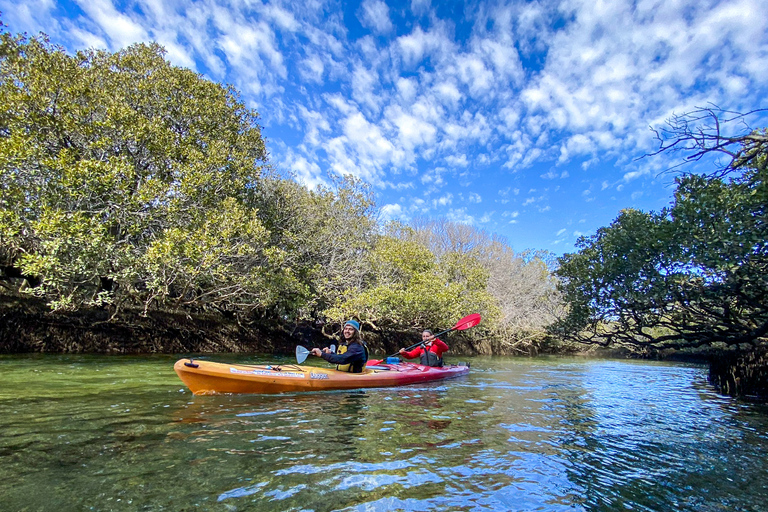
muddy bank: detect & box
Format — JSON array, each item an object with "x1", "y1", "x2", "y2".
[
  {"x1": 0, "y1": 295, "x2": 477, "y2": 356},
  {"x1": 0, "y1": 295, "x2": 297, "y2": 355}
]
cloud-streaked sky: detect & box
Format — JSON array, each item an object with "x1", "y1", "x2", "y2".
[{"x1": 3, "y1": 0, "x2": 767, "y2": 254}]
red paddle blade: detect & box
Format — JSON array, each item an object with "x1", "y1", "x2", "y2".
[{"x1": 454, "y1": 313, "x2": 481, "y2": 331}]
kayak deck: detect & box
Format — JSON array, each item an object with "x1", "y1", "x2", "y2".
[{"x1": 173, "y1": 358, "x2": 469, "y2": 395}]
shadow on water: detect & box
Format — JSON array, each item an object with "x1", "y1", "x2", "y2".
[{"x1": 1, "y1": 354, "x2": 768, "y2": 511}]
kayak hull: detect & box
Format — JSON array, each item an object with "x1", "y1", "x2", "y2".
[{"x1": 173, "y1": 359, "x2": 469, "y2": 395}]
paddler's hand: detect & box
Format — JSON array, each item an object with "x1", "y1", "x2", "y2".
[
  {"x1": 322, "y1": 347, "x2": 332, "y2": 354},
  {"x1": 310, "y1": 348, "x2": 322, "y2": 357},
  {"x1": 398, "y1": 348, "x2": 406, "y2": 355}
]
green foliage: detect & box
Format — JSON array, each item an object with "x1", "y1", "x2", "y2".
[
  {"x1": 327, "y1": 231, "x2": 499, "y2": 339},
  {"x1": 553, "y1": 142, "x2": 768, "y2": 349},
  {"x1": 0, "y1": 26, "x2": 563, "y2": 355},
  {"x1": 0, "y1": 30, "x2": 270, "y2": 311},
  {"x1": 250, "y1": 173, "x2": 377, "y2": 318}
]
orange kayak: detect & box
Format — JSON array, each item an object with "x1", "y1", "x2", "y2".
[{"x1": 173, "y1": 358, "x2": 470, "y2": 395}]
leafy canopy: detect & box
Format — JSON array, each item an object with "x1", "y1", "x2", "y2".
[
  {"x1": 552, "y1": 125, "x2": 768, "y2": 350},
  {"x1": 0, "y1": 30, "x2": 272, "y2": 312}
]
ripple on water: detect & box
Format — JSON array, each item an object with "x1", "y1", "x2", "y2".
[{"x1": 2, "y1": 355, "x2": 768, "y2": 512}]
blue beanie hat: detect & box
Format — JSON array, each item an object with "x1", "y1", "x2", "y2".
[{"x1": 344, "y1": 319, "x2": 360, "y2": 331}]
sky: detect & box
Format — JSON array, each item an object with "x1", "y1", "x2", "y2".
[{"x1": 2, "y1": 0, "x2": 767, "y2": 255}]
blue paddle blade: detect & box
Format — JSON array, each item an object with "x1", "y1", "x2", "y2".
[
  {"x1": 329, "y1": 344, "x2": 336, "y2": 353},
  {"x1": 296, "y1": 345, "x2": 310, "y2": 364}
]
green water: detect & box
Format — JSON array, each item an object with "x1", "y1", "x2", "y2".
[{"x1": 1, "y1": 354, "x2": 767, "y2": 511}]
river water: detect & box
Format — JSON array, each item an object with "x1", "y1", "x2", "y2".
[{"x1": 1, "y1": 354, "x2": 767, "y2": 512}]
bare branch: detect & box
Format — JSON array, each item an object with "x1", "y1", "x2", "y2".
[{"x1": 640, "y1": 105, "x2": 768, "y2": 178}]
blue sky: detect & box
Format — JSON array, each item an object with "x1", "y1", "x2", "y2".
[{"x1": 2, "y1": 0, "x2": 767, "y2": 255}]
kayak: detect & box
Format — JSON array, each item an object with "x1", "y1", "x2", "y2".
[{"x1": 173, "y1": 358, "x2": 470, "y2": 395}]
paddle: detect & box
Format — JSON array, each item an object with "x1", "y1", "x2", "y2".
[
  {"x1": 295, "y1": 344, "x2": 337, "y2": 364},
  {"x1": 296, "y1": 345, "x2": 309, "y2": 364},
  {"x1": 368, "y1": 313, "x2": 482, "y2": 365}
]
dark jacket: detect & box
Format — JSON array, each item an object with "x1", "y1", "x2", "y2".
[{"x1": 320, "y1": 341, "x2": 367, "y2": 373}]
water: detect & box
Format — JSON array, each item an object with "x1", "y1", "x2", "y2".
[{"x1": 1, "y1": 354, "x2": 767, "y2": 512}]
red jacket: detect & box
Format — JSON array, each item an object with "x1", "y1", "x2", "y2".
[{"x1": 401, "y1": 338, "x2": 449, "y2": 360}]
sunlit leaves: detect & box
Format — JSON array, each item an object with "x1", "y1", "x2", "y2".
[
  {"x1": 328, "y1": 232, "x2": 498, "y2": 335},
  {"x1": 553, "y1": 151, "x2": 768, "y2": 349},
  {"x1": 0, "y1": 30, "x2": 269, "y2": 312}
]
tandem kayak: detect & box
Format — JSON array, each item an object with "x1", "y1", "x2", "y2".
[{"x1": 173, "y1": 358, "x2": 470, "y2": 395}]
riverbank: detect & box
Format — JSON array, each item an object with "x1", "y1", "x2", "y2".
[
  {"x1": 0, "y1": 295, "x2": 284, "y2": 354},
  {"x1": 2, "y1": 295, "x2": 766, "y2": 399},
  {"x1": 0, "y1": 294, "x2": 505, "y2": 356}
]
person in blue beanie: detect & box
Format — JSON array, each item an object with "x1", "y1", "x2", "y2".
[{"x1": 311, "y1": 319, "x2": 368, "y2": 372}]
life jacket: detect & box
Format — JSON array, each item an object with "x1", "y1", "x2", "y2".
[
  {"x1": 335, "y1": 343, "x2": 351, "y2": 372},
  {"x1": 420, "y1": 348, "x2": 443, "y2": 367},
  {"x1": 335, "y1": 341, "x2": 369, "y2": 373}
]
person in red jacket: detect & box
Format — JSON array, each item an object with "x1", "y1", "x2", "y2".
[{"x1": 399, "y1": 330, "x2": 449, "y2": 367}]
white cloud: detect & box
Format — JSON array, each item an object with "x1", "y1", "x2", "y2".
[
  {"x1": 420, "y1": 168, "x2": 446, "y2": 187},
  {"x1": 299, "y1": 54, "x2": 326, "y2": 84},
  {"x1": 541, "y1": 169, "x2": 569, "y2": 180},
  {"x1": 623, "y1": 169, "x2": 647, "y2": 181},
  {"x1": 0, "y1": 0, "x2": 56, "y2": 34},
  {"x1": 68, "y1": 27, "x2": 109, "y2": 51},
  {"x1": 286, "y1": 153, "x2": 325, "y2": 190},
  {"x1": 75, "y1": 0, "x2": 148, "y2": 50},
  {"x1": 358, "y1": 0, "x2": 394, "y2": 35},
  {"x1": 387, "y1": 106, "x2": 438, "y2": 151},
  {"x1": 396, "y1": 25, "x2": 452, "y2": 68},
  {"x1": 262, "y1": 4, "x2": 300, "y2": 32},
  {"x1": 380, "y1": 203, "x2": 405, "y2": 221},
  {"x1": 446, "y1": 207, "x2": 475, "y2": 224},
  {"x1": 297, "y1": 106, "x2": 332, "y2": 147},
  {"x1": 433, "y1": 81, "x2": 462, "y2": 107},
  {"x1": 351, "y1": 65, "x2": 382, "y2": 114},
  {"x1": 396, "y1": 77, "x2": 419, "y2": 102},
  {"x1": 445, "y1": 154, "x2": 469, "y2": 167}
]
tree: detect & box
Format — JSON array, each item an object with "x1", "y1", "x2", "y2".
[
  {"x1": 553, "y1": 108, "x2": 768, "y2": 350},
  {"x1": 646, "y1": 106, "x2": 768, "y2": 177},
  {"x1": 0, "y1": 29, "x2": 279, "y2": 313},
  {"x1": 250, "y1": 172, "x2": 377, "y2": 320},
  {"x1": 481, "y1": 242, "x2": 563, "y2": 333},
  {"x1": 326, "y1": 227, "x2": 499, "y2": 338},
  {"x1": 409, "y1": 219, "x2": 562, "y2": 342}
]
